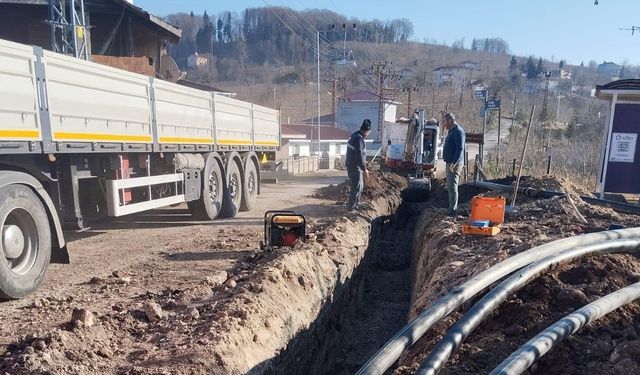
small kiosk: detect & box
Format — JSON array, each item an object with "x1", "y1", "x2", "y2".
[{"x1": 595, "y1": 80, "x2": 640, "y2": 199}]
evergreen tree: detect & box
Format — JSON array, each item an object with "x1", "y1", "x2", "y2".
[
  {"x1": 509, "y1": 56, "x2": 518, "y2": 72},
  {"x1": 195, "y1": 11, "x2": 214, "y2": 53},
  {"x1": 224, "y1": 12, "x2": 233, "y2": 43},
  {"x1": 526, "y1": 56, "x2": 537, "y2": 79},
  {"x1": 217, "y1": 18, "x2": 224, "y2": 43},
  {"x1": 536, "y1": 57, "x2": 544, "y2": 75},
  {"x1": 559, "y1": 59, "x2": 565, "y2": 69}
]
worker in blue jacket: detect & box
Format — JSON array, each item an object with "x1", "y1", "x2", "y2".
[
  {"x1": 345, "y1": 119, "x2": 372, "y2": 211},
  {"x1": 442, "y1": 113, "x2": 465, "y2": 216}
]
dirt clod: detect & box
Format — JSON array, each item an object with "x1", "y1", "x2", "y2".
[
  {"x1": 143, "y1": 301, "x2": 165, "y2": 322},
  {"x1": 71, "y1": 308, "x2": 95, "y2": 327}
]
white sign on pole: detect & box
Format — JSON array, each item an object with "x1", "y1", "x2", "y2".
[{"x1": 609, "y1": 132, "x2": 637, "y2": 163}]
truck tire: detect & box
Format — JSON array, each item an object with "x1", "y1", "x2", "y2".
[
  {"x1": 220, "y1": 160, "x2": 243, "y2": 218},
  {"x1": 188, "y1": 155, "x2": 224, "y2": 220},
  {"x1": 240, "y1": 160, "x2": 258, "y2": 211},
  {"x1": 0, "y1": 184, "x2": 52, "y2": 299}
]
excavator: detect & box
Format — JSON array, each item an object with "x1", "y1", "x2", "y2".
[{"x1": 384, "y1": 109, "x2": 441, "y2": 202}]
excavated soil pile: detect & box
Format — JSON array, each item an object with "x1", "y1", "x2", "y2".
[
  {"x1": 0, "y1": 171, "x2": 406, "y2": 375},
  {"x1": 398, "y1": 176, "x2": 640, "y2": 375},
  {"x1": 315, "y1": 167, "x2": 407, "y2": 203}
]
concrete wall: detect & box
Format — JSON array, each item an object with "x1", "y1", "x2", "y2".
[{"x1": 280, "y1": 156, "x2": 320, "y2": 175}]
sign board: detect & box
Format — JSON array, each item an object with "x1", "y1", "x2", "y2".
[
  {"x1": 609, "y1": 132, "x2": 637, "y2": 163},
  {"x1": 474, "y1": 89, "x2": 487, "y2": 101},
  {"x1": 465, "y1": 132, "x2": 485, "y2": 144},
  {"x1": 601, "y1": 103, "x2": 640, "y2": 194},
  {"x1": 486, "y1": 98, "x2": 501, "y2": 110}
]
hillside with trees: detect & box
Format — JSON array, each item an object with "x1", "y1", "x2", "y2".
[{"x1": 163, "y1": 6, "x2": 639, "y2": 186}]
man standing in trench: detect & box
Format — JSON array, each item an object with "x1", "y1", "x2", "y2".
[
  {"x1": 442, "y1": 113, "x2": 465, "y2": 216},
  {"x1": 345, "y1": 119, "x2": 372, "y2": 211}
]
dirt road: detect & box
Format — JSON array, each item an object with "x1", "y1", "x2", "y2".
[{"x1": 0, "y1": 170, "x2": 346, "y2": 351}]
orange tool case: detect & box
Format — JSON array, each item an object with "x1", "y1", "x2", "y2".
[{"x1": 461, "y1": 196, "x2": 506, "y2": 236}]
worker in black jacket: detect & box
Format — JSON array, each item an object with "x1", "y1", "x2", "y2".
[
  {"x1": 442, "y1": 112, "x2": 465, "y2": 216},
  {"x1": 345, "y1": 119, "x2": 372, "y2": 211}
]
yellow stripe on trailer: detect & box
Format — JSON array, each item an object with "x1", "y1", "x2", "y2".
[
  {"x1": 159, "y1": 136, "x2": 214, "y2": 144},
  {"x1": 218, "y1": 139, "x2": 253, "y2": 145},
  {"x1": 0, "y1": 129, "x2": 41, "y2": 139},
  {"x1": 255, "y1": 140, "x2": 279, "y2": 146},
  {"x1": 54, "y1": 132, "x2": 152, "y2": 143}
]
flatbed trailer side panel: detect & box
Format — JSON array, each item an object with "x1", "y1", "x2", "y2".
[
  {"x1": 213, "y1": 94, "x2": 253, "y2": 151},
  {"x1": 153, "y1": 78, "x2": 215, "y2": 150},
  {"x1": 41, "y1": 50, "x2": 153, "y2": 151},
  {"x1": 253, "y1": 104, "x2": 280, "y2": 149},
  {"x1": 0, "y1": 39, "x2": 42, "y2": 152}
]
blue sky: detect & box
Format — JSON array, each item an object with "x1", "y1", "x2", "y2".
[{"x1": 137, "y1": 0, "x2": 639, "y2": 65}]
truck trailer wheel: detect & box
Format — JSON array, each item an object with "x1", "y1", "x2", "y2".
[
  {"x1": 189, "y1": 155, "x2": 224, "y2": 220},
  {"x1": 403, "y1": 178, "x2": 431, "y2": 203},
  {"x1": 0, "y1": 184, "x2": 51, "y2": 299},
  {"x1": 240, "y1": 160, "x2": 258, "y2": 211},
  {"x1": 220, "y1": 160, "x2": 243, "y2": 218}
]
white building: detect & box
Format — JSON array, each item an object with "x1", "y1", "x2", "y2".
[
  {"x1": 433, "y1": 66, "x2": 472, "y2": 87},
  {"x1": 187, "y1": 53, "x2": 208, "y2": 69},
  {"x1": 597, "y1": 62, "x2": 622, "y2": 78},
  {"x1": 459, "y1": 60, "x2": 481, "y2": 70},
  {"x1": 279, "y1": 124, "x2": 354, "y2": 158},
  {"x1": 337, "y1": 90, "x2": 400, "y2": 142}
]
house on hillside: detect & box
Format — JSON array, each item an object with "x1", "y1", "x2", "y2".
[
  {"x1": 597, "y1": 62, "x2": 622, "y2": 80},
  {"x1": 433, "y1": 66, "x2": 472, "y2": 87},
  {"x1": 459, "y1": 60, "x2": 481, "y2": 70},
  {"x1": 337, "y1": 90, "x2": 401, "y2": 142},
  {"x1": 0, "y1": 0, "x2": 181, "y2": 75},
  {"x1": 187, "y1": 52, "x2": 208, "y2": 69}
]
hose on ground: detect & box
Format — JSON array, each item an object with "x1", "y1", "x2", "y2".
[
  {"x1": 466, "y1": 180, "x2": 640, "y2": 215},
  {"x1": 415, "y1": 238, "x2": 640, "y2": 375},
  {"x1": 355, "y1": 228, "x2": 640, "y2": 375},
  {"x1": 490, "y1": 281, "x2": 640, "y2": 375}
]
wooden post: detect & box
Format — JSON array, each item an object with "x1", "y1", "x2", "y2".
[{"x1": 511, "y1": 105, "x2": 536, "y2": 208}]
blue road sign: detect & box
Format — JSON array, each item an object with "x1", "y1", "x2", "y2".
[
  {"x1": 486, "y1": 97, "x2": 501, "y2": 109},
  {"x1": 474, "y1": 89, "x2": 487, "y2": 101}
]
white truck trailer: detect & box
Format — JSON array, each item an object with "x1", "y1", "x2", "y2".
[{"x1": 0, "y1": 39, "x2": 280, "y2": 298}]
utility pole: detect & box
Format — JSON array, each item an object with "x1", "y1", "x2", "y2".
[
  {"x1": 403, "y1": 86, "x2": 419, "y2": 117},
  {"x1": 556, "y1": 94, "x2": 564, "y2": 121},
  {"x1": 332, "y1": 79, "x2": 337, "y2": 126},
  {"x1": 541, "y1": 70, "x2": 552, "y2": 122},
  {"x1": 371, "y1": 61, "x2": 389, "y2": 142},
  {"x1": 317, "y1": 31, "x2": 321, "y2": 156},
  {"x1": 511, "y1": 91, "x2": 517, "y2": 128}
]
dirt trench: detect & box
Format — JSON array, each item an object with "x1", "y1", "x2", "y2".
[
  {"x1": 0, "y1": 168, "x2": 417, "y2": 375},
  {"x1": 265, "y1": 203, "x2": 420, "y2": 374}
]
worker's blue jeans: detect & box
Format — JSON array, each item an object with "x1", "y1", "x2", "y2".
[
  {"x1": 446, "y1": 162, "x2": 464, "y2": 214},
  {"x1": 347, "y1": 166, "x2": 363, "y2": 209}
]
